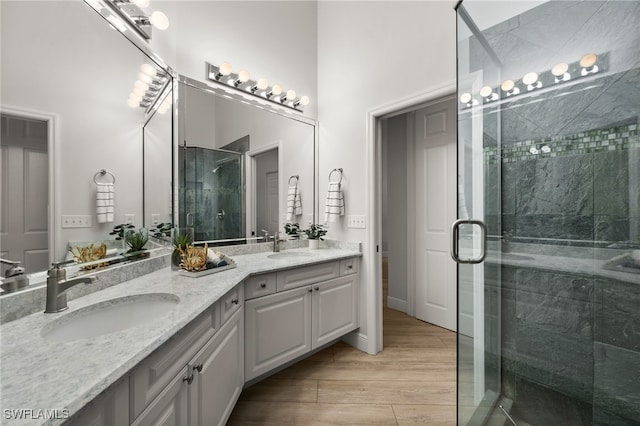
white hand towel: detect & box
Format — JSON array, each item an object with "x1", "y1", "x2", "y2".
[
  {"x1": 286, "y1": 185, "x2": 302, "y2": 221},
  {"x1": 323, "y1": 181, "x2": 344, "y2": 224},
  {"x1": 96, "y1": 183, "x2": 115, "y2": 224}
]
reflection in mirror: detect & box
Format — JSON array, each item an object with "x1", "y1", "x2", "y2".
[
  {"x1": 0, "y1": 1, "x2": 173, "y2": 294},
  {"x1": 177, "y1": 77, "x2": 316, "y2": 247}
]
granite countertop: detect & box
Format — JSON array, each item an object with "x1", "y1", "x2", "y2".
[
  {"x1": 484, "y1": 247, "x2": 640, "y2": 285},
  {"x1": 0, "y1": 246, "x2": 361, "y2": 425}
]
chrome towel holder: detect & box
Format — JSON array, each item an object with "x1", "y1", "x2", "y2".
[
  {"x1": 329, "y1": 168, "x2": 343, "y2": 184},
  {"x1": 288, "y1": 175, "x2": 299, "y2": 186},
  {"x1": 93, "y1": 169, "x2": 116, "y2": 184}
]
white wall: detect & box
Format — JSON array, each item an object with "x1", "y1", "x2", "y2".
[{"x1": 317, "y1": 1, "x2": 457, "y2": 351}]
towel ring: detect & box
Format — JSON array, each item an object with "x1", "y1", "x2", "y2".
[
  {"x1": 93, "y1": 169, "x2": 116, "y2": 184},
  {"x1": 328, "y1": 168, "x2": 343, "y2": 184},
  {"x1": 288, "y1": 175, "x2": 299, "y2": 186}
]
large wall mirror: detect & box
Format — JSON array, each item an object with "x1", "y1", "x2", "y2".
[
  {"x1": 0, "y1": 1, "x2": 173, "y2": 290},
  {"x1": 177, "y1": 77, "x2": 317, "y2": 246}
]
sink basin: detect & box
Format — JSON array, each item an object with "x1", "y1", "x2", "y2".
[
  {"x1": 42, "y1": 293, "x2": 180, "y2": 342},
  {"x1": 267, "y1": 251, "x2": 315, "y2": 259}
]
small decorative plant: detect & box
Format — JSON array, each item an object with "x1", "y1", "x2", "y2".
[
  {"x1": 125, "y1": 228, "x2": 149, "y2": 253},
  {"x1": 284, "y1": 223, "x2": 301, "y2": 238},
  {"x1": 303, "y1": 224, "x2": 327, "y2": 240},
  {"x1": 150, "y1": 222, "x2": 173, "y2": 240},
  {"x1": 172, "y1": 229, "x2": 194, "y2": 268}
]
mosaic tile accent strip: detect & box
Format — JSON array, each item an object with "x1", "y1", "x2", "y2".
[{"x1": 485, "y1": 123, "x2": 639, "y2": 165}]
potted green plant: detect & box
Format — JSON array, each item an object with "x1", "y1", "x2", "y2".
[
  {"x1": 125, "y1": 228, "x2": 149, "y2": 255},
  {"x1": 303, "y1": 224, "x2": 327, "y2": 249},
  {"x1": 172, "y1": 228, "x2": 194, "y2": 269},
  {"x1": 284, "y1": 223, "x2": 301, "y2": 239}
]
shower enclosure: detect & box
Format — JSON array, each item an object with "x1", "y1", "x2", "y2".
[
  {"x1": 455, "y1": 1, "x2": 639, "y2": 424},
  {"x1": 178, "y1": 147, "x2": 244, "y2": 243}
]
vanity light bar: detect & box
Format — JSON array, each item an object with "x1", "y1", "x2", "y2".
[
  {"x1": 94, "y1": 0, "x2": 170, "y2": 40},
  {"x1": 459, "y1": 52, "x2": 604, "y2": 109},
  {"x1": 128, "y1": 63, "x2": 168, "y2": 109},
  {"x1": 206, "y1": 62, "x2": 309, "y2": 112}
]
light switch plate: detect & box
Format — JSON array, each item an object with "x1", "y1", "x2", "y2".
[
  {"x1": 151, "y1": 214, "x2": 160, "y2": 225},
  {"x1": 125, "y1": 214, "x2": 135, "y2": 225},
  {"x1": 62, "y1": 215, "x2": 92, "y2": 228},
  {"x1": 348, "y1": 215, "x2": 366, "y2": 229}
]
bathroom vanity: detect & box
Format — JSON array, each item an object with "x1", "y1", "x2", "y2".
[{"x1": 0, "y1": 246, "x2": 361, "y2": 426}]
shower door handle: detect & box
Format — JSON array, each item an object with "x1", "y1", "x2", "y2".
[
  {"x1": 450, "y1": 219, "x2": 487, "y2": 264},
  {"x1": 186, "y1": 213, "x2": 194, "y2": 226}
]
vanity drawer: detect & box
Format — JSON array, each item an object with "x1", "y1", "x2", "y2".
[
  {"x1": 276, "y1": 262, "x2": 340, "y2": 292},
  {"x1": 221, "y1": 285, "x2": 243, "y2": 324},
  {"x1": 130, "y1": 302, "x2": 220, "y2": 419},
  {"x1": 245, "y1": 273, "x2": 277, "y2": 300},
  {"x1": 340, "y1": 257, "x2": 359, "y2": 276}
]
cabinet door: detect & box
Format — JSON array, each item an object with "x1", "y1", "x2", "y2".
[
  {"x1": 130, "y1": 366, "x2": 189, "y2": 426},
  {"x1": 66, "y1": 377, "x2": 129, "y2": 426},
  {"x1": 312, "y1": 274, "x2": 359, "y2": 348},
  {"x1": 245, "y1": 286, "x2": 312, "y2": 381},
  {"x1": 189, "y1": 308, "x2": 244, "y2": 426}
]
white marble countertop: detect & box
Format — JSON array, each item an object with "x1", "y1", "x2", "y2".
[{"x1": 0, "y1": 246, "x2": 361, "y2": 425}]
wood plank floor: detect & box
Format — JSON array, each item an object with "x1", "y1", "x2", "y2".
[{"x1": 228, "y1": 258, "x2": 457, "y2": 425}]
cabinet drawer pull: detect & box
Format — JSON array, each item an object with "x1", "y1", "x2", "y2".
[
  {"x1": 347, "y1": 265, "x2": 353, "y2": 269},
  {"x1": 231, "y1": 299, "x2": 239, "y2": 305},
  {"x1": 194, "y1": 363, "x2": 203, "y2": 372},
  {"x1": 260, "y1": 283, "x2": 267, "y2": 289},
  {"x1": 183, "y1": 374, "x2": 194, "y2": 384}
]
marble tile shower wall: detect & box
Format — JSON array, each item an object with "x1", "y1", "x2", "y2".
[
  {"x1": 487, "y1": 123, "x2": 640, "y2": 424},
  {"x1": 486, "y1": 122, "x2": 640, "y2": 245}
]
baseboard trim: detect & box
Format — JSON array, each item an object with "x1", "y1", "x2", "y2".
[
  {"x1": 342, "y1": 330, "x2": 373, "y2": 354},
  {"x1": 386, "y1": 296, "x2": 407, "y2": 313}
]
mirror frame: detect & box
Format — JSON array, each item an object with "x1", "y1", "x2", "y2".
[{"x1": 175, "y1": 75, "x2": 319, "y2": 245}]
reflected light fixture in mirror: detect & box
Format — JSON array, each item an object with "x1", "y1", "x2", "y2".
[
  {"x1": 206, "y1": 62, "x2": 309, "y2": 112},
  {"x1": 96, "y1": 0, "x2": 170, "y2": 40}
]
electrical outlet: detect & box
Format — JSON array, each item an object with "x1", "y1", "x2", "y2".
[
  {"x1": 151, "y1": 214, "x2": 160, "y2": 225},
  {"x1": 125, "y1": 214, "x2": 135, "y2": 225},
  {"x1": 348, "y1": 215, "x2": 366, "y2": 229},
  {"x1": 62, "y1": 215, "x2": 92, "y2": 228}
]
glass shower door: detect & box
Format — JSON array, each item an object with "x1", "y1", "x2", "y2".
[{"x1": 455, "y1": 3, "x2": 503, "y2": 424}]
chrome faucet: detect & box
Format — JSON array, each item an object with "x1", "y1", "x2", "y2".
[
  {"x1": 45, "y1": 261, "x2": 95, "y2": 313},
  {"x1": 273, "y1": 231, "x2": 285, "y2": 253}
]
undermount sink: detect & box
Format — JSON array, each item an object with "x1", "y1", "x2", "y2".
[
  {"x1": 41, "y1": 293, "x2": 180, "y2": 342},
  {"x1": 267, "y1": 251, "x2": 315, "y2": 259}
]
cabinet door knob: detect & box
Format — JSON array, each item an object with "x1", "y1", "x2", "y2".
[
  {"x1": 260, "y1": 283, "x2": 266, "y2": 289},
  {"x1": 308, "y1": 288, "x2": 313, "y2": 293},
  {"x1": 194, "y1": 363, "x2": 203, "y2": 372},
  {"x1": 232, "y1": 299, "x2": 239, "y2": 305},
  {"x1": 347, "y1": 265, "x2": 353, "y2": 269},
  {"x1": 314, "y1": 287, "x2": 319, "y2": 292},
  {"x1": 183, "y1": 374, "x2": 194, "y2": 384}
]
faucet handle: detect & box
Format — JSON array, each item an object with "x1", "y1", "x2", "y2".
[
  {"x1": 50, "y1": 259, "x2": 76, "y2": 270},
  {"x1": 261, "y1": 229, "x2": 270, "y2": 240}
]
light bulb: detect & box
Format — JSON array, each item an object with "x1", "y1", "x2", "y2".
[
  {"x1": 131, "y1": 0, "x2": 150, "y2": 8},
  {"x1": 271, "y1": 84, "x2": 282, "y2": 96},
  {"x1": 134, "y1": 80, "x2": 149, "y2": 91},
  {"x1": 127, "y1": 98, "x2": 140, "y2": 108},
  {"x1": 285, "y1": 89, "x2": 296, "y2": 100},
  {"x1": 522, "y1": 72, "x2": 538, "y2": 86},
  {"x1": 529, "y1": 147, "x2": 539, "y2": 155},
  {"x1": 580, "y1": 53, "x2": 597, "y2": 68},
  {"x1": 551, "y1": 63, "x2": 569, "y2": 76},
  {"x1": 501, "y1": 80, "x2": 515, "y2": 92},
  {"x1": 479, "y1": 86, "x2": 493, "y2": 98},
  {"x1": 133, "y1": 86, "x2": 146, "y2": 97},
  {"x1": 237, "y1": 70, "x2": 250, "y2": 83},
  {"x1": 150, "y1": 11, "x2": 169, "y2": 30},
  {"x1": 138, "y1": 72, "x2": 152, "y2": 84},
  {"x1": 541, "y1": 145, "x2": 551, "y2": 154},
  {"x1": 140, "y1": 63, "x2": 156, "y2": 77},
  {"x1": 459, "y1": 93, "x2": 472, "y2": 104},
  {"x1": 299, "y1": 95, "x2": 310, "y2": 106},
  {"x1": 219, "y1": 62, "x2": 232, "y2": 76},
  {"x1": 256, "y1": 78, "x2": 268, "y2": 90}
]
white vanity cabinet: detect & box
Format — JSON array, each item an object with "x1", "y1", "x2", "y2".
[
  {"x1": 66, "y1": 376, "x2": 130, "y2": 426},
  {"x1": 244, "y1": 258, "x2": 359, "y2": 381},
  {"x1": 130, "y1": 285, "x2": 243, "y2": 426}
]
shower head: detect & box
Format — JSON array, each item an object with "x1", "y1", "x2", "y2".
[{"x1": 212, "y1": 165, "x2": 223, "y2": 173}]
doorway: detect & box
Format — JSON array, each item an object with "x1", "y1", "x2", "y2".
[
  {"x1": 379, "y1": 94, "x2": 457, "y2": 336},
  {"x1": 0, "y1": 113, "x2": 50, "y2": 276},
  {"x1": 247, "y1": 145, "x2": 280, "y2": 238}
]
